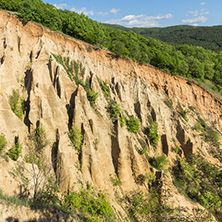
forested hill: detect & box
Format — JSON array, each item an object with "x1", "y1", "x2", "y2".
[
  {"x1": 0, "y1": 0, "x2": 222, "y2": 89},
  {"x1": 103, "y1": 24, "x2": 222, "y2": 52}
]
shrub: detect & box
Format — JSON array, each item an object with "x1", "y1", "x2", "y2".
[
  {"x1": 172, "y1": 155, "x2": 222, "y2": 215},
  {"x1": 0, "y1": 134, "x2": 7, "y2": 152},
  {"x1": 31, "y1": 124, "x2": 49, "y2": 151},
  {"x1": 86, "y1": 90, "x2": 99, "y2": 105},
  {"x1": 178, "y1": 103, "x2": 190, "y2": 121},
  {"x1": 69, "y1": 126, "x2": 83, "y2": 152},
  {"x1": 127, "y1": 116, "x2": 140, "y2": 133},
  {"x1": 107, "y1": 99, "x2": 121, "y2": 122},
  {"x1": 110, "y1": 176, "x2": 122, "y2": 186},
  {"x1": 149, "y1": 155, "x2": 168, "y2": 171},
  {"x1": 164, "y1": 98, "x2": 173, "y2": 109},
  {"x1": 9, "y1": 142, "x2": 22, "y2": 161},
  {"x1": 64, "y1": 187, "x2": 114, "y2": 221},
  {"x1": 9, "y1": 89, "x2": 26, "y2": 119},
  {"x1": 146, "y1": 118, "x2": 159, "y2": 146}
]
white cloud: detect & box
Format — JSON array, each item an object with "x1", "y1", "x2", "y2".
[
  {"x1": 181, "y1": 16, "x2": 208, "y2": 24},
  {"x1": 189, "y1": 9, "x2": 209, "y2": 17},
  {"x1": 53, "y1": 3, "x2": 68, "y2": 9},
  {"x1": 182, "y1": 8, "x2": 209, "y2": 25},
  {"x1": 104, "y1": 13, "x2": 173, "y2": 27},
  {"x1": 110, "y1": 8, "x2": 120, "y2": 14},
  {"x1": 71, "y1": 7, "x2": 94, "y2": 16},
  {"x1": 200, "y1": 2, "x2": 206, "y2": 5},
  {"x1": 98, "y1": 11, "x2": 109, "y2": 16},
  {"x1": 98, "y1": 8, "x2": 120, "y2": 16}
]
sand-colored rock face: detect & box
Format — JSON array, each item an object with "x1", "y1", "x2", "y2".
[{"x1": 0, "y1": 10, "x2": 221, "y2": 221}]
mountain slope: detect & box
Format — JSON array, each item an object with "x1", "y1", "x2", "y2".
[
  {"x1": 0, "y1": 10, "x2": 221, "y2": 221},
  {"x1": 103, "y1": 24, "x2": 222, "y2": 52}
]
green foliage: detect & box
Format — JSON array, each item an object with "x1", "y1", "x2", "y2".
[
  {"x1": 194, "y1": 117, "x2": 221, "y2": 147},
  {"x1": 126, "y1": 116, "x2": 140, "y2": 133},
  {"x1": 69, "y1": 126, "x2": 83, "y2": 151},
  {"x1": 9, "y1": 142, "x2": 22, "y2": 161},
  {"x1": 69, "y1": 126, "x2": 83, "y2": 169},
  {"x1": 64, "y1": 187, "x2": 114, "y2": 221},
  {"x1": 100, "y1": 79, "x2": 110, "y2": 97},
  {"x1": 146, "y1": 117, "x2": 159, "y2": 146},
  {"x1": 149, "y1": 155, "x2": 168, "y2": 171},
  {"x1": 110, "y1": 175, "x2": 122, "y2": 186},
  {"x1": 172, "y1": 145, "x2": 182, "y2": 155},
  {"x1": 53, "y1": 55, "x2": 99, "y2": 105},
  {"x1": 0, "y1": 188, "x2": 29, "y2": 207},
  {"x1": 126, "y1": 188, "x2": 163, "y2": 221},
  {"x1": 172, "y1": 155, "x2": 222, "y2": 217},
  {"x1": 178, "y1": 103, "x2": 190, "y2": 121},
  {"x1": 1, "y1": 0, "x2": 222, "y2": 89},
  {"x1": 9, "y1": 89, "x2": 26, "y2": 119},
  {"x1": 164, "y1": 97, "x2": 173, "y2": 109},
  {"x1": 107, "y1": 99, "x2": 121, "y2": 121},
  {"x1": 86, "y1": 90, "x2": 99, "y2": 105},
  {"x1": 30, "y1": 124, "x2": 49, "y2": 152},
  {"x1": 0, "y1": 134, "x2": 7, "y2": 152}
]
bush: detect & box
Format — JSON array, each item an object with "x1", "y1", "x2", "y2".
[
  {"x1": 69, "y1": 126, "x2": 83, "y2": 151},
  {"x1": 31, "y1": 124, "x2": 49, "y2": 151},
  {"x1": 149, "y1": 155, "x2": 168, "y2": 171},
  {"x1": 172, "y1": 155, "x2": 222, "y2": 215},
  {"x1": 86, "y1": 90, "x2": 99, "y2": 105},
  {"x1": 0, "y1": 134, "x2": 7, "y2": 152},
  {"x1": 9, "y1": 142, "x2": 22, "y2": 161},
  {"x1": 9, "y1": 89, "x2": 26, "y2": 119},
  {"x1": 164, "y1": 98, "x2": 173, "y2": 109},
  {"x1": 64, "y1": 187, "x2": 114, "y2": 221},
  {"x1": 107, "y1": 99, "x2": 121, "y2": 122},
  {"x1": 127, "y1": 116, "x2": 140, "y2": 133},
  {"x1": 146, "y1": 118, "x2": 159, "y2": 146}
]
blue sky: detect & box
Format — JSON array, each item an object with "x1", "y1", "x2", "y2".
[{"x1": 43, "y1": 0, "x2": 222, "y2": 27}]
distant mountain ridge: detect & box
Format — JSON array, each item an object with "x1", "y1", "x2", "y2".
[{"x1": 103, "y1": 24, "x2": 222, "y2": 51}]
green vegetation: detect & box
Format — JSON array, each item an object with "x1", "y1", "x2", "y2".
[
  {"x1": 164, "y1": 97, "x2": 173, "y2": 109},
  {"x1": 172, "y1": 155, "x2": 222, "y2": 219},
  {"x1": 64, "y1": 186, "x2": 114, "y2": 221},
  {"x1": 9, "y1": 142, "x2": 22, "y2": 161},
  {"x1": 0, "y1": 134, "x2": 7, "y2": 152},
  {"x1": 9, "y1": 89, "x2": 26, "y2": 119},
  {"x1": 126, "y1": 116, "x2": 140, "y2": 133},
  {"x1": 137, "y1": 138, "x2": 148, "y2": 155},
  {"x1": 69, "y1": 126, "x2": 83, "y2": 169},
  {"x1": 178, "y1": 103, "x2": 190, "y2": 122},
  {"x1": 30, "y1": 124, "x2": 49, "y2": 152},
  {"x1": 1, "y1": 1, "x2": 222, "y2": 89},
  {"x1": 103, "y1": 24, "x2": 222, "y2": 52},
  {"x1": 106, "y1": 99, "x2": 125, "y2": 126},
  {"x1": 110, "y1": 175, "x2": 122, "y2": 186},
  {"x1": 145, "y1": 116, "x2": 159, "y2": 146},
  {"x1": 148, "y1": 155, "x2": 168, "y2": 171},
  {"x1": 99, "y1": 79, "x2": 111, "y2": 97},
  {"x1": 53, "y1": 55, "x2": 99, "y2": 105},
  {"x1": 194, "y1": 116, "x2": 221, "y2": 147},
  {"x1": 69, "y1": 126, "x2": 83, "y2": 151},
  {"x1": 0, "y1": 188, "x2": 29, "y2": 207},
  {"x1": 172, "y1": 145, "x2": 182, "y2": 155}
]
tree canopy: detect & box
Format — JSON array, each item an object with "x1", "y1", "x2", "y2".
[{"x1": 0, "y1": 0, "x2": 222, "y2": 87}]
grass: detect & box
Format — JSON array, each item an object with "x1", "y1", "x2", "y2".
[{"x1": 0, "y1": 189, "x2": 29, "y2": 207}]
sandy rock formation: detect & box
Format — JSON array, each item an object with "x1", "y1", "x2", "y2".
[{"x1": 0, "y1": 10, "x2": 221, "y2": 221}]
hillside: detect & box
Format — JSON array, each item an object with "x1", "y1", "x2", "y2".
[
  {"x1": 103, "y1": 24, "x2": 222, "y2": 52},
  {"x1": 0, "y1": 0, "x2": 222, "y2": 92},
  {"x1": 0, "y1": 10, "x2": 222, "y2": 221}
]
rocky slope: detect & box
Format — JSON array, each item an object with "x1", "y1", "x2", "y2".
[{"x1": 0, "y1": 10, "x2": 221, "y2": 221}]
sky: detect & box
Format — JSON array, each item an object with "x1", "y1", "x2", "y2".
[{"x1": 43, "y1": 0, "x2": 222, "y2": 28}]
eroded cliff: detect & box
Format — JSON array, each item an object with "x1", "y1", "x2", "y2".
[{"x1": 0, "y1": 10, "x2": 221, "y2": 221}]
